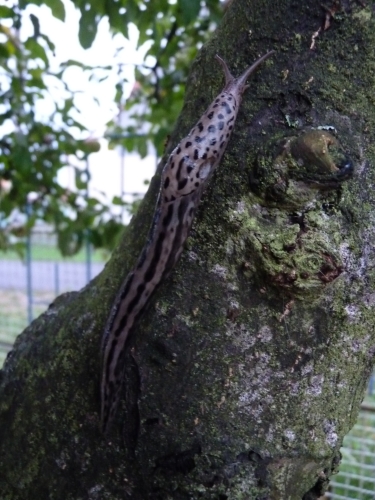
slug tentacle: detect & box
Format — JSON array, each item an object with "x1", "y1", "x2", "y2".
[
  {"x1": 215, "y1": 54, "x2": 234, "y2": 86},
  {"x1": 100, "y1": 50, "x2": 274, "y2": 434},
  {"x1": 236, "y1": 50, "x2": 275, "y2": 91}
]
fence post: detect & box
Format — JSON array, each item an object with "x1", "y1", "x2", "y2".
[
  {"x1": 25, "y1": 200, "x2": 33, "y2": 324},
  {"x1": 85, "y1": 156, "x2": 92, "y2": 283},
  {"x1": 54, "y1": 262, "x2": 59, "y2": 297}
]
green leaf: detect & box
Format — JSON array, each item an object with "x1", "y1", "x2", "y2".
[
  {"x1": 180, "y1": 0, "x2": 201, "y2": 25},
  {"x1": 0, "y1": 6, "x2": 14, "y2": 18},
  {"x1": 57, "y1": 227, "x2": 83, "y2": 256},
  {"x1": 0, "y1": 43, "x2": 10, "y2": 59},
  {"x1": 75, "y1": 168, "x2": 88, "y2": 190},
  {"x1": 78, "y1": 7, "x2": 98, "y2": 49},
  {"x1": 24, "y1": 38, "x2": 48, "y2": 65},
  {"x1": 112, "y1": 196, "x2": 125, "y2": 206},
  {"x1": 44, "y1": 0, "x2": 66, "y2": 21},
  {"x1": 29, "y1": 13, "x2": 40, "y2": 38}
]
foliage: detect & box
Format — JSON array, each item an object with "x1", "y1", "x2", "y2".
[
  {"x1": 0, "y1": 0, "x2": 223, "y2": 256},
  {"x1": 103, "y1": 0, "x2": 223, "y2": 158}
]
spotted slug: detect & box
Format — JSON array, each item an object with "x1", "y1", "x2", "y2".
[{"x1": 100, "y1": 50, "x2": 275, "y2": 434}]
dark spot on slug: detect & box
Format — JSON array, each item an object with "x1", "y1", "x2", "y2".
[
  {"x1": 187, "y1": 165, "x2": 194, "y2": 174},
  {"x1": 195, "y1": 136, "x2": 204, "y2": 143},
  {"x1": 114, "y1": 320, "x2": 126, "y2": 337},
  {"x1": 208, "y1": 125, "x2": 216, "y2": 133},
  {"x1": 221, "y1": 101, "x2": 232, "y2": 114},
  {"x1": 177, "y1": 157, "x2": 185, "y2": 180},
  {"x1": 176, "y1": 146, "x2": 181, "y2": 154},
  {"x1": 228, "y1": 96, "x2": 232, "y2": 101},
  {"x1": 162, "y1": 203, "x2": 174, "y2": 227},
  {"x1": 202, "y1": 153, "x2": 207, "y2": 159},
  {"x1": 208, "y1": 112, "x2": 214, "y2": 119},
  {"x1": 198, "y1": 122, "x2": 204, "y2": 132},
  {"x1": 185, "y1": 141, "x2": 192, "y2": 148},
  {"x1": 218, "y1": 122, "x2": 224, "y2": 130},
  {"x1": 127, "y1": 282, "x2": 146, "y2": 315},
  {"x1": 163, "y1": 176, "x2": 170, "y2": 189},
  {"x1": 195, "y1": 182, "x2": 199, "y2": 187},
  {"x1": 210, "y1": 138, "x2": 217, "y2": 146},
  {"x1": 213, "y1": 104, "x2": 219, "y2": 108},
  {"x1": 194, "y1": 149, "x2": 199, "y2": 160},
  {"x1": 215, "y1": 98, "x2": 220, "y2": 103},
  {"x1": 228, "y1": 116, "x2": 235, "y2": 123},
  {"x1": 218, "y1": 113, "x2": 224, "y2": 119},
  {"x1": 220, "y1": 141, "x2": 226, "y2": 149},
  {"x1": 178, "y1": 178, "x2": 188, "y2": 191},
  {"x1": 144, "y1": 232, "x2": 165, "y2": 283},
  {"x1": 170, "y1": 161, "x2": 175, "y2": 169},
  {"x1": 229, "y1": 125, "x2": 233, "y2": 130}
]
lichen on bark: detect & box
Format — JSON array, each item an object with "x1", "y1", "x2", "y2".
[{"x1": 1, "y1": 1, "x2": 375, "y2": 499}]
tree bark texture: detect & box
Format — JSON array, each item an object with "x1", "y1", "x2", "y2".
[{"x1": 1, "y1": 1, "x2": 375, "y2": 499}]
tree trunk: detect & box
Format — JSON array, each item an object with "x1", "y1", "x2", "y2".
[{"x1": 1, "y1": 1, "x2": 375, "y2": 499}]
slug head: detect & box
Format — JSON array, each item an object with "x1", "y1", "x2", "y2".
[{"x1": 215, "y1": 50, "x2": 275, "y2": 97}]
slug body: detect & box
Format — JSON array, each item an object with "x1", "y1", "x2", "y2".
[{"x1": 100, "y1": 50, "x2": 274, "y2": 434}]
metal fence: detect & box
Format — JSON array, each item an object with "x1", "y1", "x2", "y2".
[
  {"x1": 0, "y1": 225, "x2": 105, "y2": 366},
  {"x1": 326, "y1": 408, "x2": 375, "y2": 499},
  {"x1": 0, "y1": 230, "x2": 375, "y2": 499}
]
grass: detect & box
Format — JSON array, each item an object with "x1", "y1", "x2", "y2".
[{"x1": 0, "y1": 243, "x2": 108, "y2": 263}]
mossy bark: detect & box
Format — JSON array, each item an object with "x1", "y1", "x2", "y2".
[{"x1": 1, "y1": 1, "x2": 375, "y2": 499}]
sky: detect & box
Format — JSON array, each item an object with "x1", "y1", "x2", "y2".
[{"x1": 21, "y1": 0, "x2": 158, "y2": 214}]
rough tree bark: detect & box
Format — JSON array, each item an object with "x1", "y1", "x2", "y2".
[{"x1": 1, "y1": 1, "x2": 375, "y2": 499}]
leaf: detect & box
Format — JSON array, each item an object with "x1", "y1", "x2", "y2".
[
  {"x1": 29, "y1": 13, "x2": 40, "y2": 38},
  {"x1": 74, "y1": 168, "x2": 88, "y2": 190},
  {"x1": 180, "y1": 0, "x2": 201, "y2": 25},
  {"x1": 0, "y1": 6, "x2": 14, "y2": 18},
  {"x1": 78, "y1": 7, "x2": 98, "y2": 49},
  {"x1": 57, "y1": 227, "x2": 83, "y2": 256},
  {"x1": 39, "y1": 33, "x2": 55, "y2": 53},
  {"x1": 44, "y1": 0, "x2": 66, "y2": 21},
  {"x1": 0, "y1": 43, "x2": 10, "y2": 59},
  {"x1": 24, "y1": 38, "x2": 48, "y2": 65},
  {"x1": 112, "y1": 196, "x2": 125, "y2": 206}
]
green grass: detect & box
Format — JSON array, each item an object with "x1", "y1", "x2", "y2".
[{"x1": 0, "y1": 244, "x2": 108, "y2": 263}]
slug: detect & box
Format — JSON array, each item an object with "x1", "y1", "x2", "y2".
[{"x1": 100, "y1": 50, "x2": 274, "y2": 434}]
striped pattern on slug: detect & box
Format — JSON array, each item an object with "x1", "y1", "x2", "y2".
[{"x1": 100, "y1": 50, "x2": 274, "y2": 434}]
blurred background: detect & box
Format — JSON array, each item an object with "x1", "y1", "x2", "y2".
[{"x1": 0, "y1": 1, "x2": 374, "y2": 498}]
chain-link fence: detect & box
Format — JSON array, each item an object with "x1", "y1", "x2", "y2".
[{"x1": 1, "y1": 226, "x2": 375, "y2": 499}]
